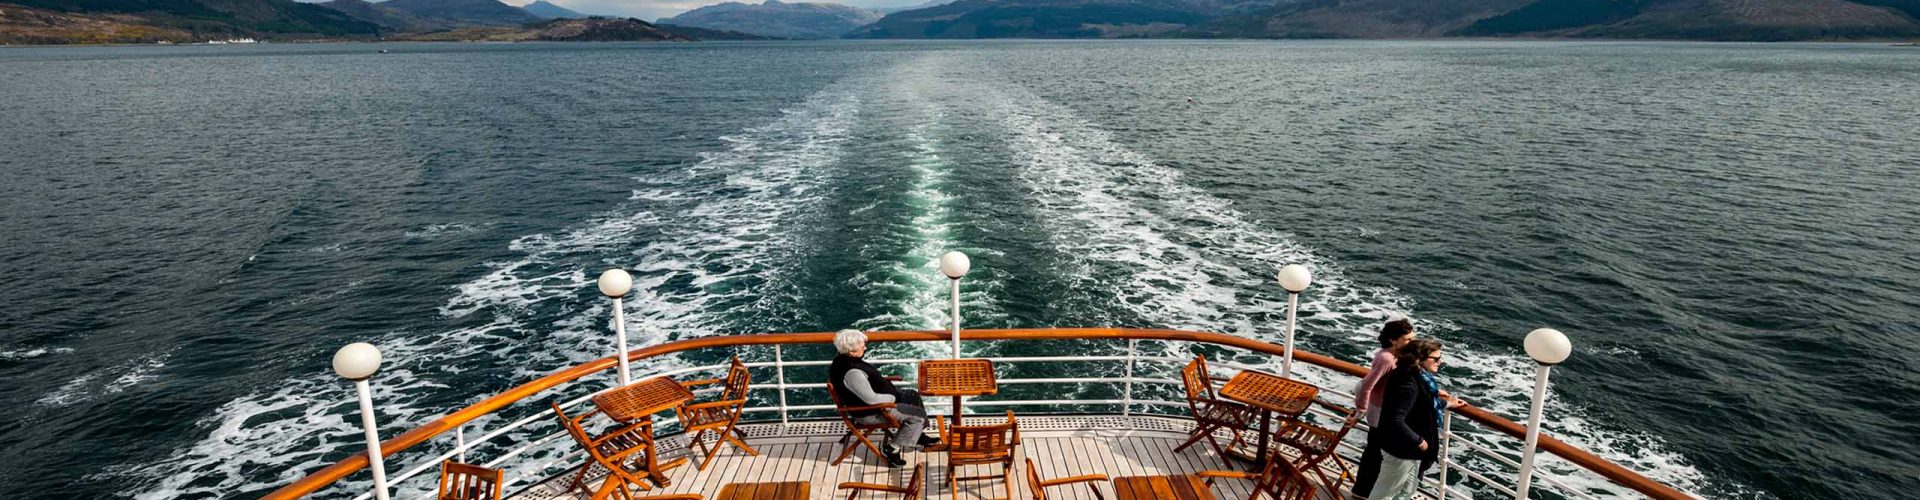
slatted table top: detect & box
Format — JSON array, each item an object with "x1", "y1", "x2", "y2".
[
  {"x1": 592, "y1": 376, "x2": 695, "y2": 423},
  {"x1": 1218, "y1": 371, "x2": 1318, "y2": 417},
  {"x1": 717, "y1": 480, "x2": 809, "y2": 500},
  {"x1": 918, "y1": 359, "x2": 998, "y2": 397},
  {"x1": 1113, "y1": 475, "x2": 1216, "y2": 500}
]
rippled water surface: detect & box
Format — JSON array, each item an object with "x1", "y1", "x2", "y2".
[{"x1": 0, "y1": 40, "x2": 1915, "y2": 499}]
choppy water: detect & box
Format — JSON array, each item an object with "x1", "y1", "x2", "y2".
[{"x1": 0, "y1": 40, "x2": 1915, "y2": 499}]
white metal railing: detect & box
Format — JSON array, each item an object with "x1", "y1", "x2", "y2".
[{"x1": 347, "y1": 338, "x2": 1606, "y2": 500}]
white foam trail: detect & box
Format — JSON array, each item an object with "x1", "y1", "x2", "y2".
[
  {"x1": 846, "y1": 60, "x2": 1008, "y2": 361},
  {"x1": 124, "y1": 87, "x2": 863, "y2": 498},
  {"x1": 34, "y1": 351, "x2": 172, "y2": 406},
  {"x1": 0, "y1": 347, "x2": 74, "y2": 360},
  {"x1": 975, "y1": 79, "x2": 1718, "y2": 497}
]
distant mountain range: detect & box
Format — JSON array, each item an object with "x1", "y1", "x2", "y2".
[
  {"x1": 853, "y1": 0, "x2": 1920, "y2": 40},
  {"x1": 657, "y1": 0, "x2": 883, "y2": 39},
  {"x1": 521, "y1": 0, "x2": 586, "y2": 19},
  {"x1": 5, "y1": 0, "x2": 1920, "y2": 42},
  {"x1": 1, "y1": 0, "x2": 376, "y2": 37}
]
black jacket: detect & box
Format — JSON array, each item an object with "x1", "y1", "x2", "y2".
[
  {"x1": 829, "y1": 354, "x2": 898, "y2": 417},
  {"x1": 1370, "y1": 364, "x2": 1441, "y2": 468}
]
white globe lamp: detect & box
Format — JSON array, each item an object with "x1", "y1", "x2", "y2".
[
  {"x1": 332, "y1": 342, "x2": 382, "y2": 380},
  {"x1": 598, "y1": 269, "x2": 633, "y2": 298},
  {"x1": 940, "y1": 251, "x2": 971, "y2": 279}
]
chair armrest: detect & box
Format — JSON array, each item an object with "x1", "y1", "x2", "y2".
[
  {"x1": 1196, "y1": 470, "x2": 1258, "y2": 480},
  {"x1": 1039, "y1": 474, "x2": 1110, "y2": 487},
  {"x1": 679, "y1": 378, "x2": 725, "y2": 388},
  {"x1": 837, "y1": 402, "x2": 897, "y2": 414},
  {"x1": 683, "y1": 398, "x2": 747, "y2": 411},
  {"x1": 837, "y1": 481, "x2": 910, "y2": 493}
]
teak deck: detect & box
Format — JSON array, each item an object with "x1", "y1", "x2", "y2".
[{"x1": 511, "y1": 415, "x2": 1396, "y2": 500}]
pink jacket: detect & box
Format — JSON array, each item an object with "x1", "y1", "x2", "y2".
[{"x1": 1352, "y1": 349, "x2": 1397, "y2": 426}]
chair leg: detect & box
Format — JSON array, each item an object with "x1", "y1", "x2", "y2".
[
  {"x1": 721, "y1": 419, "x2": 760, "y2": 456},
  {"x1": 1002, "y1": 462, "x2": 1014, "y2": 500},
  {"x1": 833, "y1": 428, "x2": 884, "y2": 466},
  {"x1": 586, "y1": 475, "x2": 628, "y2": 500},
  {"x1": 1204, "y1": 427, "x2": 1233, "y2": 460},
  {"x1": 1173, "y1": 421, "x2": 1217, "y2": 453}
]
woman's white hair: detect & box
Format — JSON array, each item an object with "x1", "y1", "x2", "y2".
[{"x1": 833, "y1": 329, "x2": 868, "y2": 355}]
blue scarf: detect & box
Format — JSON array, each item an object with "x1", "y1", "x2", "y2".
[{"x1": 1419, "y1": 369, "x2": 1444, "y2": 432}]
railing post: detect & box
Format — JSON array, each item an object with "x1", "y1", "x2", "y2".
[
  {"x1": 775, "y1": 344, "x2": 789, "y2": 426},
  {"x1": 1517, "y1": 328, "x2": 1572, "y2": 500},
  {"x1": 1122, "y1": 339, "x2": 1136, "y2": 417},
  {"x1": 455, "y1": 425, "x2": 466, "y2": 463},
  {"x1": 333, "y1": 343, "x2": 389, "y2": 500},
  {"x1": 1276, "y1": 265, "x2": 1311, "y2": 378},
  {"x1": 599, "y1": 269, "x2": 634, "y2": 386},
  {"x1": 941, "y1": 251, "x2": 970, "y2": 359},
  {"x1": 1437, "y1": 411, "x2": 1454, "y2": 499}
]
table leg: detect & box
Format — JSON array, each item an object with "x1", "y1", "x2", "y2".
[
  {"x1": 952, "y1": 395, "x2": 965, "y2": 425},
  {"x1": 1254, "y1": 410, "x2": 1272, "y2": 470}
]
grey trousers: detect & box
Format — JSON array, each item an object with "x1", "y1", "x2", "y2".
[
  {"x1": 856, "y1": 390, "x2": 929, "y2": 452},
  {"x1": 1367, "y1": 454, "x2": 1422, "y2": 500}
]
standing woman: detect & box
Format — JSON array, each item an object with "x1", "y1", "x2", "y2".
[
  {"x1": 1350, "y1": 317, "x2": 1416, "y2": 499},
  {"x1": 1366, "y1": 339, "x2": 1466, "y2": 500}
]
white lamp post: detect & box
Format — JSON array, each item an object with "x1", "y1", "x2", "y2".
[
  {"x1": 333, "y1": 342, "x2": 389, "y2": 500},
  {"x1": 940, "y1": 251, "x2": 970, "y2": 358},
  {"x1": 1516, "y1": 327, "x2": 1573, "y2": 500},
  {"x1": 599, "y1": 269, "x2": 634, "y2": 386},
  {"x1": 1275, "y1": 264, "x2": 1312, "y2": 378}
]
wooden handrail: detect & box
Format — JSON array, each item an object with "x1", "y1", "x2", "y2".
[{"x1": 264, "y1": 328, "x2": 1691, "y2": 499}]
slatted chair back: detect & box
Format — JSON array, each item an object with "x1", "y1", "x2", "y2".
[
  {"x1": 1181, "y1": 355, "x2": 1220, "y2": 405},
  {"x1": 437, "y1": 461, "x2": 503, "y2": 500},
  {"x1": 1252, "y1": 458, "x2": 1317, "y2": 500},
  {"x1": 722, "y1": 356, "x2": 751, "y2": 402},
  {"x1": 551, "y1": 402, "x2": 601, "y2": 455},
  {"x1": 940, "y1": 411, "x2": 1020, "y2": 466}
]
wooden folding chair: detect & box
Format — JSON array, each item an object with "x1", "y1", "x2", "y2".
[
  {"x1": 827, "y1": 380, "x2": 903, "y2": 466},
  {"x1": 1023, "y1": 457, "x2": 1108, "y2": 500},
  {"x1": 675, "y1": 356, "x2": 759, "y2": 470},
  {"x1": 551, "y1": 401, "x2": 666, "y2": 500},
  {"x1": 1272, "y1": 400, "x2": 1362, "y2": 493},
  {"x1": 437, "y1": 460, "x2": 502, "y2": 500},
  {"x1": 1174, "y1": 355, "x2": 1257, "y2": 459},
  {"x1": 1197, "y1": 453, "x2": 1318, "y2": 500},
  {"x1": 838, "y1": 463, "x2": 925, "y2": 499},
  {"x1": 938, "y1": 411, "x2": 1021, "y2": 500}
]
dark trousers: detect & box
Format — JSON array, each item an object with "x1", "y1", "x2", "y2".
[
  {"x1": 1353, "y1": 438, "x2": 1385, "y2": 498},
  {"x1": 895, "y1": 390, "x2": 927, "y2": 417}
]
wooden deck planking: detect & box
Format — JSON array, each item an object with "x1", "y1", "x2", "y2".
[{"x1": 512, "y1": 416, "x2": 1370, "y2": 500}]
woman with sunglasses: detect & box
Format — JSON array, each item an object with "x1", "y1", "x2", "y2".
[{"x1": 1365, "y1": 338, "x2": 1467, "y2": 500}]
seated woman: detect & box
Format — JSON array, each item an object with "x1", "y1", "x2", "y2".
[{"x1": 829, "y1": 329, "x2": 939, "y2": 466}]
